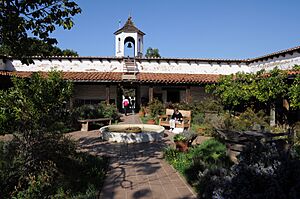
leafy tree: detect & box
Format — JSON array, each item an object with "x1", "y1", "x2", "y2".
[
  {"x1": 0, "y1": 71, "x2": 73, "y2": 135},
  {"x1": 0, "y1": 0, "x2": 81, "y2": 64},
  {"x1": 0, "y1": 71, "x2": 74, "y2": 197},
  {"x1": 206, "y1": 68, "x2": 296, "y2": 126},
  {"x1": 0, "y1": 38, "x2": 78, "y2": 57},
  {"x1": 207, "y1": 69, "x2": 289, "y2": 110},
  {"x1": 61, "y1": 48, "x2": 78, "y2": 56},
  {"x1": 145, "y1": 47, "x2": 161, "y2": 58},
  {"x1": 289, "y1": 74, "x2": 300, "y2": 109}
]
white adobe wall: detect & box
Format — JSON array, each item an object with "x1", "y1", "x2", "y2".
[
  {"x1": 4, "y1": 51, "x2": 300, "y2": 74},
  {"x1": 6, "y1": 58, "x2": 250, "y2": 75},
  {"x1": 9, "y1": 59, "x2": 124, "y2": 72},
  {"x1": 137, "y1": 60, "x2": 250, "y2": 75},
  {"x1": 249, "y1": 52, "x2": 300, "y2": 72}
]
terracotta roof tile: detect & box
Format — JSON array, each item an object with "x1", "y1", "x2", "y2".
[
  {"x1": 2, "y1": 70, "x2": 299, "y2": 84},
  {"x1": 137, "y1": 73, "x2": 220, "y2": 84},
  {"x1": 0, "y1": 71, "x2": 219, "y2": 84},
  {"x1": 288, "y1": 70, "x2": 300, "y2": 75}
]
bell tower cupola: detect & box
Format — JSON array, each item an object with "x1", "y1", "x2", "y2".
[{"x1": 114, "y1": 17, "x2": 145, "y2": 57}]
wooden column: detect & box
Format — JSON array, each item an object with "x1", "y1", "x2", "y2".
[
  {"x1": 270, "y1": 105, "x2": 276, "y2": 127},
  {"x1": 69, "y1": 98, "x2": 74, "y2": 109},
  {"x1": 149, "y1": 86, "x2": 153, "y2": 103},
  {"x1": 105, "y1": 85, "x2": 110, "y2": 104},
  {"x1": 185, "y1": 86, "x2": 191, "y2": 103}
]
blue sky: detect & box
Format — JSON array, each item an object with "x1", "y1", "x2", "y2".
[{"x1": 52, "y1": 0, "x2": 300, "y2": 59}]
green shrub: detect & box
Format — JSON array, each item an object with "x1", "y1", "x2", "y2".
[
  {"x1": 163, "y1": 147, "x2": 191, "y2": 174},
  {"x1": 73, "y1": 104, "x2": 102, "y2": 120},
  {"x1": 102, "y1": 103, "x2": 119, "y2": 120},
  {"x1": 164, "y1": 139, "x2": 230, "y2": 191},
  {"x1": 173, "y1": 134, "x2": 187, "y2": 142},
  {"x1": 148, "y1": 98, "x2": 164, "y2": 118},
  {"x1": 0, "y1": 72, "x2": 109, "y2": 198},
  {"x1": 192, "y1": 112, "x2": 205, "y2": 124},
  {"x1": 0, "y1": 141, "x2": 109, "y2": 199},
  {"x1": 189, "y1": 139, "x2": 228, "y2": 169},
  {"x1": 215, "y1": 108, "x2": 270, "y2": 132},
  {"x1": 199, "y1": 142, "x2": 300, "y2": 199},
  {"x1": 13, "y1": 169, "x2": 54, "y2": 199},
  {"x1": 70, "y1": 102, "x2": 119, "y2": 129}
]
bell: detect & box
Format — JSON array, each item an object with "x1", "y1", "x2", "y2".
[{"x1": 127, "y1": 42, "x2": 132, "y2": 48}]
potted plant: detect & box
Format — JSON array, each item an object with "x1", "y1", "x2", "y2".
[
  {"x1": 139, "y1": 106, "x2": 146, "y2": 117},
  {"x1": 173, "y1": 134, "x2": 188, "y2": 152},
  {"x1": 146, "y1": 117, "x2": 156, "y2": 124}
]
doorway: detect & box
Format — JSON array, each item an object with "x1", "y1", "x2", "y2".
[
  {"x1": 118, "y1": 86, "x2": 138, "y2": 114},
  {"x1": 167, "y1": 90, "x2": 180, "y2": 103}
]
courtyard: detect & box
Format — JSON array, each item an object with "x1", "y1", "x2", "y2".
[
  {"x1": 1, "y1": 1, "x2": 300, "y2": 199},
  {"x1": 69, "y1": 115, "x2": 196, "y2": 199}
]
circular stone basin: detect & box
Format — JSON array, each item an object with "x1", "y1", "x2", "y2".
[{"x1": 100, "y1": 124, "x2": 165, "y2": 143}]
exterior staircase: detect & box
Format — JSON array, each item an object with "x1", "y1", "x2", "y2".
[{"x1": 122, "y1": 58, "x2": 138, "y2": 80}]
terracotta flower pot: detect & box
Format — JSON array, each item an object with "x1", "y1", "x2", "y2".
[
  {"x1": 139, "y1": 111, "x2": 145, "y2": 117},
  {"x1": 175, "y1": 141, "x2": 189, "y2": 152},
  {"x1": 147, "y1": 119, "x2": 156, "y2": 125}
]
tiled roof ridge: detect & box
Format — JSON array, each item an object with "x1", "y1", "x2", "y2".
[
  {"x1": 0, "y1": 71, "x2": 220, "y2": 83},
  {"x1": 249, "y1": 45, "x2": 300, "y2": 62},
  {"x1": 114, "y1": 17, "x2": 145, "y2": 35}
]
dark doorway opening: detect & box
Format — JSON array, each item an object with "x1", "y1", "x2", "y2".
[
  {"x1": 167, "y1": 90, "x2": 180, "y2": 103},
  {"x1": 117, "y1": 86, "x2": 138, "y2": 114}
]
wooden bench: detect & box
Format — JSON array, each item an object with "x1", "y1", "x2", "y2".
[
  {"x1": 78, "y1": 118, "x2": 112, "y2": 131},
  {"x1": 159, "y1": 109, "x2": 191, "y2": 130}
]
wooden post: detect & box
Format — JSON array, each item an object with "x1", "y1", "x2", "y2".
[
  {"x1": 149, "y1": 86, "x2": 153, "y2": 103},
  {"x1": 106, "y1": 85, "x2": 110, "y2": 104},
  {"x1": 69, "y1": 98, "x2": 74, "y2": 109},
  {"x1": 270, "y1": 104, "x2": 276, "y2": 127},
  {"x1": 185, "y1": 86, "x2": 191, "y2": 103}
]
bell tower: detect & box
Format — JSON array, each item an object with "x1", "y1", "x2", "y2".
[{"x1": 114, "y1": 17, "x2": 145, "y2": 57}]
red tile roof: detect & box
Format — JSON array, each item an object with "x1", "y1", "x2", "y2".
[
  {"x1": 288, "y1": 70, "x2": 300, "y2": 75},
  {"x1": 0, "y1": 71, "x2": 220, "y2": 84},
  {"x1": 137, "y1": 73, "x2": 219, "y2": 84},
  {"x1": 1, "y1": 70, "x2": 299, "y2": 84}
]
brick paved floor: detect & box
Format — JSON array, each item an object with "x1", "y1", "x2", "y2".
[{"x1": 69, "y1": 114, "x2": 196, "y2": 199}]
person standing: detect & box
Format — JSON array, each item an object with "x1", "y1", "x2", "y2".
[{"x1": 122, "y1": 97, "x2": 130, "y2": 116}]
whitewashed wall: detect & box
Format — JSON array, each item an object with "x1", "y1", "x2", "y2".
[
  {"x1": 137, "y1": 60, "x2": 250, "y2": 75},
  {"x1": 249, "y1": 52, "x2": 300, "y2": 72},
  {"x1": 115, "y1": 32, "x2": 140, "y2": 57},
  {"x1": 3, "y1": 49, "x2": 300, "y2": 75},
  {"x1": 9, "y1": 59, "x2": 124, "y2": 72},
  {"x1": 5, "y1": 58, "x2": 249, "y2": 75}
]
